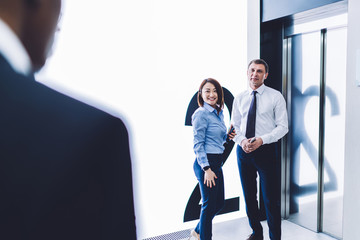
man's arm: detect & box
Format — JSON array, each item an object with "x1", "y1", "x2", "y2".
[
  {"x1": 231, "y1": 97, "x2": 246, "y2": 146},
  {"x1": 260, "y1": 93, "x2": 288, "y2": 144}
]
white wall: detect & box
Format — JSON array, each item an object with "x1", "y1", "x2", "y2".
[
  {"x1": 37, "y1": 0, "x2": 260, "y2": 239},
  {"x1": 342, "y1": 0, "x2": 360, "y2": 239},
  {"x1": 247, "y1": 0, "x2": 260, "y2": 62}
]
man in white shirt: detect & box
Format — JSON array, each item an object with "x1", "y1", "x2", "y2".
[
  {"x1": 0, "y1": 1, "x2": 136, "y2": 239},
  {"x1": 231, "y1": 59, "x2": 288, "y2": 240}
]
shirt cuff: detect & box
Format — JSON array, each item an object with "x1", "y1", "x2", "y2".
[{"x1": 260, "y1": 135, "x2": 270, "y2": 145}]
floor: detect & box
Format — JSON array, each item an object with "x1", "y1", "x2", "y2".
[
  {"x1": 288, "y1": 197, "x2": 343, "y2": 238},
  {"x1": 186, "y1": 218, "x2": 338, "y2": 240}
]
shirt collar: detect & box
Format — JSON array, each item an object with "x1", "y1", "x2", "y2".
[
  {"x1": 203, "y1": 102, "x2": 217, "y2": 113},
  {"x1": 0, "y1": 18, "x2": 32, "y2": 76},
  {"x1": 248, "y1": 83, "x2": 265, "y2": 95}
]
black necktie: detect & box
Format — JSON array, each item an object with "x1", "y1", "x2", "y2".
[{"x1": 245, "y1": 91, "x2": 257, "y2": 139}]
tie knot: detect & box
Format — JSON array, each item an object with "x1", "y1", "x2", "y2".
[{"x1": 252, "y1": 91, "x2": 257, "y2": 96}]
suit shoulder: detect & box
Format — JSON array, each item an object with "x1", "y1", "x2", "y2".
[{"x1": 0, "y1": 65, "x2": 128, "y2": 133}]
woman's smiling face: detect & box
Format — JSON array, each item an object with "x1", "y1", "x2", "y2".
[{"x1": 201, "y1": 82, "x2": 218, "y2": 108}]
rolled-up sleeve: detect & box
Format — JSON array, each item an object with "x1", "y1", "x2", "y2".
[{"x1": 192, "y1": 111, "x2": 209, "y2": 169}]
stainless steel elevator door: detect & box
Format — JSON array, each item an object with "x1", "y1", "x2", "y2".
[
  {"x1": 288, "y1": 30, "x2": 322, "y2": 233},
  {"x1": 322, "y1": 26, "x2": 346, "y2": 238},
  {"x1": 285, "y1": 23, "x2": 346, "y2": 239}
]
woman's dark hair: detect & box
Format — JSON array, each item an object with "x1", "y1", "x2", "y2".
[{"x1": 197, "y1": 78, "x2": 224, "y2": 114}]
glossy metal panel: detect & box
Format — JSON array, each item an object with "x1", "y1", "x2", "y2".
[
  {"x1": 287, "y1": 31, "x2": 321, "y2": 232},
  {"x1": 322, "y1": 27, "x2": 347, "y2": 239}
]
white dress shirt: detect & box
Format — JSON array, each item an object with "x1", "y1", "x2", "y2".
[
  {"x1": 231, "y1": 84, "x2": 288, "y2": 145},
  {"x1": 0, "y1": 18, "x2": 32, "y2": 75}
]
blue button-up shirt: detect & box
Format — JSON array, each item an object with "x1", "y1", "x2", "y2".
[{"x1": 192, "y1": 103, "x2": 227, "y2": 169}]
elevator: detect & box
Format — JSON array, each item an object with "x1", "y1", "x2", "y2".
[{"x1": 282, "y1": 13, "x2": 347, "y2": 239}]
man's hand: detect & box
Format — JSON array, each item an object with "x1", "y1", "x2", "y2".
[{"x1": 241, "y1": 137, "x2": 263, "y2": 153}]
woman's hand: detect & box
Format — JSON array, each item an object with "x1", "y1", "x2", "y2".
[
  {"x1": 204, "y1": 168, "x2": 217, "y2": 188},
  {"x1": 228, "y1": 131, "x2": 236, "y2": 140},
  {"x1": 227, "y1": 125, "x2": 236, "y2": 141}
]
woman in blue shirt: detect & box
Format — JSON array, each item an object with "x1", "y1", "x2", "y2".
[{"x1": 190, "y1": 78, "x2": 235, "y2": 240}]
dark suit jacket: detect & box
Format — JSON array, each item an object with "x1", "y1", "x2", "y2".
[{"x1": 0, "y1": 55, "x2": 137, "y2": 240}]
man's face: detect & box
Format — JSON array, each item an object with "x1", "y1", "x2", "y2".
[
  {"x1": 247, "y1": 63, "x2": 268, "y2": 90},
  {"x1": 22, "y1": 0, "x2": 62, "y2": 72}
]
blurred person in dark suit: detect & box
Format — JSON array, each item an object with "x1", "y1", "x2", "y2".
[{"x1": 0, "y1": 0, "x2": 136, "y2": 239}]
